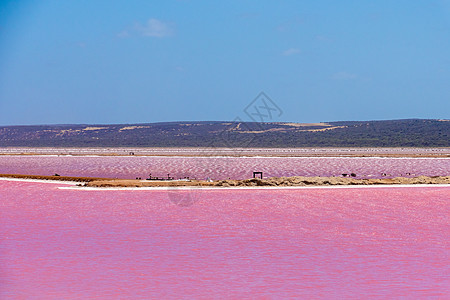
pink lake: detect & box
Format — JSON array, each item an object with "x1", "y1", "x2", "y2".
[
  {"x1": 0, "y1": 155, "x2": 449, "y2": 179},
  {"x1": 0, "y1": 180, "x2": 449, "y2": 298}
]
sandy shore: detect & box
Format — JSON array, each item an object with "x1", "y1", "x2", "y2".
[
  {"x1": 0, "y1": 174, "x2": 113, "y2": 182},
  {"x1": 3, "y1": 173, "x2": 448, "y2": 188},
  {"x1": 85, "y1": 175, "x2": 450, "y2": 188}
]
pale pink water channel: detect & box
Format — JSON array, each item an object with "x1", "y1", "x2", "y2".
[
  {"x1": 1, "y1": 155, "x2": 449, "y2": 179},
  {"x1": 0, "y1": 180, "x2": 449, "y2": 298}
]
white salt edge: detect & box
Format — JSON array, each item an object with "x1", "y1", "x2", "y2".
[
  {"x1": 57, "y1": 184, "x2": 450, "y2": 191},
  {"x1": 2, "y1": 177, "x2": 448, "y2": 190},
  {"x1": 0, "y1": 177, "x2": 78, "y2": 185}
]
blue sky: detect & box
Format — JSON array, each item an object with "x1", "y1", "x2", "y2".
[{"x1": 0, "y1": 0, "x2": 449, "y2": 125}]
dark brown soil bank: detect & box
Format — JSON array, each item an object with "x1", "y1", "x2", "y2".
[
  {"x1": 84, "y1": 175, "x2": 450, "y2": 188},
  {"x1": 2, "y1": 174, "x2": 449, "y2": 188},
  {"x1": 214, "y1": 176, "x2": 450, "y2": 187},
  {"x1": 0, "y1": 173, "x2": 114, "y2": 182}
]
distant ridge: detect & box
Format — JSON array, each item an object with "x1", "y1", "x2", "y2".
[{"x1": 0, "y1": 119, "x2": 448, "y2": 147}]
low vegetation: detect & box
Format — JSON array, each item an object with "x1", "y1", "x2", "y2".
[{"x1": 0, "y1": 119, "x2": 448, "y2": 147}]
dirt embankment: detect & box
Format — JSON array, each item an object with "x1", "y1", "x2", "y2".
[
  {"x1": 84, "y1": 176, "x2": 450, "y2": 188},
  {"x1": 85, "y1": 179, "x2": 216, "y2": 188},
  {"x1": 214, "y1": 176, "x2": 450, "y2": 187},
  {"x1": 2, "y1": 173, "x2": 449, "y2": 187},
  {"x1": 0, "y1": 174, "x2": 113, "y2": 182}
]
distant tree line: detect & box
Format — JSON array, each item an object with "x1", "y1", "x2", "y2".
[{"x1": 0, "y1": 119, "x2": 448, "y2": 147}]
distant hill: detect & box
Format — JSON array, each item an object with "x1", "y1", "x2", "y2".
[{"x1": 0, "y1": 119, "x2": 449, "y2": 147}]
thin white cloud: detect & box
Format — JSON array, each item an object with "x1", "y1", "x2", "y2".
[
  {"x1": 117, "y1": 30, "x2": 130, "y2": 38},
  {"x1": 282, "y1": 48, "x2": 301, "y2": 56},
  {"x1": 276, "y1": 17, "x2": 304, "y2": 32},
  {"x1": 315, "y1": 35, "x2": 332, "y2": 42},
  {"x1": 332, "y1": 71, "x2": 357, "y2": 80},
  {"x1": 136, "y1": 18, "x2": 173, "y2": 38}
]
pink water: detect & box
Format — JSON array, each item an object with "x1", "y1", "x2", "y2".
[
  {"x1": 1, "y1": 155, "x2": 449, "y2": 179},
  {"x1": 1, "y1": 180, "x2": 449, "y2": 298}
]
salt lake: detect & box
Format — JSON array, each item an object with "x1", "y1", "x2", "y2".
[{"x1": 1, "y1": 179, "x2": 448, "y2": 298}]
